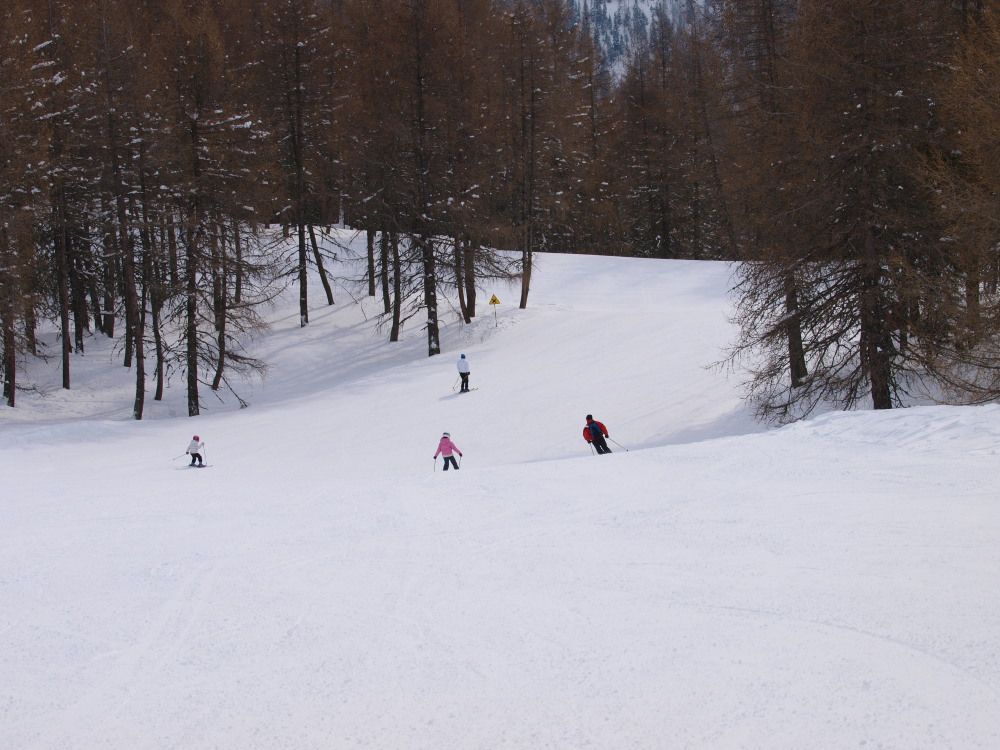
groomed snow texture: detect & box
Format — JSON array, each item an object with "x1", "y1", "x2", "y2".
[{"x1": 2, "y1": 234, "x2": 999, "y2": 749}]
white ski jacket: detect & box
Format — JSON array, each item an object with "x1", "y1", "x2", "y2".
[
  {"x1": 187, "y1": 439, "x2": 204, "y2": 455},
  {"x1": 457, "y1": 356, "x2": 471, "y2": 374}
]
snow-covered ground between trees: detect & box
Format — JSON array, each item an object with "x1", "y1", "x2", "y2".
[{"x1": 2, "y1": 235, "x2": 999, "y2": 749}]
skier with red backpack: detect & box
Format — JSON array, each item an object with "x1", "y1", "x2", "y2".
[{"x1": 583, "y1": 415, "x2": 612, "y2": 454}]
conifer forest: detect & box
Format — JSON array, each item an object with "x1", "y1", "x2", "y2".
[{"x1": 0, "y1": 0, "x2": 996, "y2": 419}]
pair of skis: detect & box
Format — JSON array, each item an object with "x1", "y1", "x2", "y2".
[{"x1": 452, "y1": 376, "x2": 478, "y2": 393}]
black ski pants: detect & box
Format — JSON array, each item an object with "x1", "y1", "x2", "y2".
[
  {"x1": 442, "y1": 455, "x2": 460, "y2": 470},
  {"x1": 592, "y1": 436, "x2": 612, "y2": 454},
  {"x1": 459, "y1": 372, "x2": 470, "y2": 391}
]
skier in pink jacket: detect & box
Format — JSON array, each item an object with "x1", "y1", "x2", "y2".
[{"x1": 434, "y1": 432, "x2": 463, "y2": 471}]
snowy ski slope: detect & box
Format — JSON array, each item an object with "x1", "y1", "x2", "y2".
[{"x1": 2, "y1": 233, "x2": 999, "y2": 749}]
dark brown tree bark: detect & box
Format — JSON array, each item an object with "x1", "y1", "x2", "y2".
[
  {"x1": 419, "y1": 235, "x2": 440, "y2": 355},
  {"x1": 309, "y1": 225, "x2": 334, "y2": 305},
  {"x1": 211, "y1": 225, "x2": 227, "y2": 392},
  {"x1": 379, "y1": 230, "x2": 391, "y2": 315},
  {"x1": 0, "y1": 227, "x2": 15, "y2": 407},
  {"x1": 783, "y1": 272, "x2": 808, "y2": 388},
  {"x1": 289, "y1": 37, "x2": 310, "y2": 329},
  {"x1": 1, "y1": 309, "x2": 14, "y2": 407},
  {"x1": 233, "y1": 219, "x2": 243, "y2": 305},
  {"x1": 515, "y1": 8, "x2": 537, "y2": 310},
  {"x1": 53, "y1": 195, "x2": 72, "y2": 388},
  {"x1": 147, "y1": 235, "x2": 166, "y2": 402},
  {"x1": 389, "y1": 231, "x2": 402, "y2": 342},
  {"x1": 297, "y1": 219, "x2": 308, "y2": 327},
  {"x1": 366, "y1": 227, "x2": 377, "y2": 297},
  {"x1": 454, "y1": 236, "x2": 470, "y2": 324},
  {"x1": 859, "y1": 244, "x2": 893, "y2": 410},
  {"x1": 408, "y1": 2, "x2": 440, "y2": 356},
  {"x1": 100, "y1": 198, "x2": 117, "y2": 339},
  {"x1": 186, "y1": 118, "x2": 202, "y2": 418},
  {"x1": 135, "y1": 132, "x2": 163, "y2": 404},
  {"x1": 463, "y1": 240, "x2": 476, "y2": 318}
]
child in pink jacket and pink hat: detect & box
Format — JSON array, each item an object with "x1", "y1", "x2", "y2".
[{"x1": 434, "y1": 432, "x2": 463, "y2": 470}]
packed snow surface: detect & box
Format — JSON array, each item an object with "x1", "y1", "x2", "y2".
[{"x1": 2, "y1": 235, "x2": 999, "y2": 749}]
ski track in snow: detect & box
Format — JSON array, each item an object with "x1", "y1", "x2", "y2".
[{"x1": 2, "y1": 237, "x2": 1000, "y2": 749}]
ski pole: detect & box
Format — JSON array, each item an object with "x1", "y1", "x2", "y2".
[
  {"x1": 609, "y1": 438, "x2": 629, "y2": 452},
  {"x1": 433, "y1": 457, "x2": 437, "y2": 472},
  {"x1": 452, "y1": 376, "x2": 460, "y2": 392},
  {"x1": 202, "y1": 444, "x2": 207, "y2": 464},
  {"x1": 171, "y1": 453, "x2": 187, "y2": 461},
  {"x1": 588, "y1": 443, "x2": 595, "y2": 454},
  {"x1": 458, "y1": 455, "x2": 462, "y2": 468}
]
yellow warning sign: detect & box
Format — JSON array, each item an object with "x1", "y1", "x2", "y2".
[{"x1": 488, "y1": 294, "x2": 501, "y2": 305}]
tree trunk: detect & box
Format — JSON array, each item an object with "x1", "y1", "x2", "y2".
[
  {"x1": 69, "y1": 241, "x2": 90, "y2": 354},
  {"x1": 43, "y1": 5, "x2": 72, "y2": 387},
  {"x1": 298, "y1": 219, "x2": 308, "y2": 327},
  {"x1": 463, "y1": 241, "x2": 476, "y2": 318},
  {"x1": 123, "y1": 238, "x2": 145, "y2": 420},
  {"x1": 367, "y1": 228, "x2": 377, "y2": 297},
  {"x1": 519, "y1": 251, "x2": 532, "y2": 309},
  {"x1": 211, "y1": 224, "x2": 227, "y2": 392},
  {"x1": 54, "y1": 196, "x2": 72, "y2": 388},
  {"x1": 186, "y1": 119, "x2": 202, "y2": 417},
  {"x1": 379, "y1": 230, "x2": 391, "y2": 314},
  {"x1": 186, "y1": 221, "x2": 200, "y2": 417},
  {"x1": 86, "y1": 244, "x2": 104, "y2": 336},
  {"x1": 783, "y1": 271, "x2": 808, "y2": 387},
  {"x1": 420, "y1": 235, "x2": 440, "y2": 356},
  {"x1": 859, "y1": 232, "x2": 892, "y2": 410},
  {"x1": 409, "y1": 6, "x2": 438, "y2": 355},
  {"x1": 292, "y1": 42, "x2": 309, "y2": 328},
  {"x1": 1, "y1": 301, "x2": 14, "y2": 407},
  {"x1": 148, "y1": 238, "x2": 165, "y2": 402},
  {"x1": 308, "y1": 224, "x2": 334, "y2": 305},
  {"x1": 455, "y1": 236, "x2": 470, "y2": 324},
  {"x1": 101, "y1": 202, "x2": 117, "y2": 339},
  {"x1": 1, "y1": 227, "x2": 15, "y2": 407},
  {"x1": 136, "y1": 135, "x2": 164, "y2": 405},
  {"x1": 518, "y1": 16, "x2": 537, "y2": 310},
  {"x1": 233, "y1": 219, "x2": 243, "y2": 305},
  {"x1": 390, "y1": 231, "x2": 402, "y2": 342}
]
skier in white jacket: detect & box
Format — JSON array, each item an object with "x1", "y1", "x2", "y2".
[
  {"x1": 457, "y1": 353, "x2": 471, "y2": 392},
  {"x1": 186, "y1": 435, "x2": 205, "y2": 466}
]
